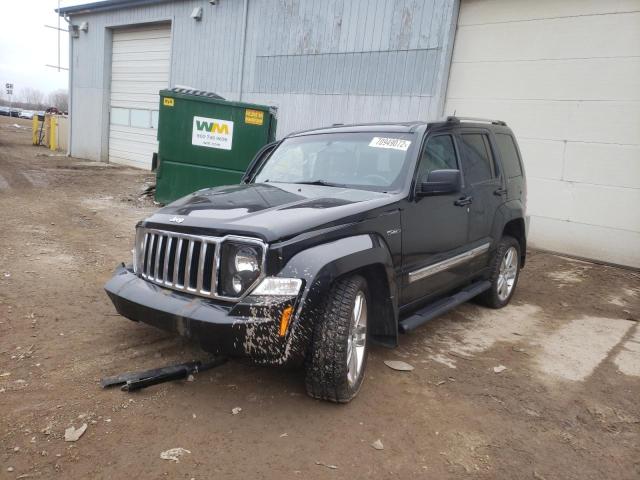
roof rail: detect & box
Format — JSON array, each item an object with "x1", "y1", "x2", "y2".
[{"x1": 446, "y1": 116, "x2": 507, "y2": 126}]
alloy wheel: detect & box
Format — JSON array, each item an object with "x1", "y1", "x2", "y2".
[
  {"x1": 346, "y1": 291, "x2": 367, "y2": 386},
  {"x1": 497, "y1": 246, "x2": 518, "y2": 301}
]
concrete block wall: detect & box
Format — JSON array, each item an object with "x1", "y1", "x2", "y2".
[{"x1": 445, "y1": 0, "x2": 640, "y2": 267}]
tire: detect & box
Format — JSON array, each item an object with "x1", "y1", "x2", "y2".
[
  {"x1": 305, "y1": 275, "x2": 369, "y2": 403},
  {"x1": 477, "y1": 235, "x2": 521, "y2": 309}
]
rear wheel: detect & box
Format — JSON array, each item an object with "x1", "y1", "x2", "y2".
[
  {"x1": 478, "y1": 235, "x2": 521, "y2": 309},
  {"x1": 305, "y1": 275, "x2": 369, "y2": 403}
]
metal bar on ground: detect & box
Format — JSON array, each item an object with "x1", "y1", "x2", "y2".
[{"x1": 100, "y1": 357, "x2": 228, "y2": 392}]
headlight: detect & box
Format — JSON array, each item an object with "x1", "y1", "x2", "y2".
[
  {"x1": 219, "y1": 241, "x2": 264, "y2": 298},
  {"x1": 251, "y1": 277, "x2": 303, "y2": 296},
  {"x1": 234, "y1": 246, "x2": 259, "y2": 272}
]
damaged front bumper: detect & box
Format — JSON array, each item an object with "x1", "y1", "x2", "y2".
[{"x1": 104, "y1": 265, "x2": 308, "y2": 366}]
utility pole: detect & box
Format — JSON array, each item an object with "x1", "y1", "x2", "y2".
[{"x1": 57, "y1": 0, "x2": 60, "y2": 72}]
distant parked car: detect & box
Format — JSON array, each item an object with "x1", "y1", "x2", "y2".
[
  {"x1": 9, "y1": 109, "x2": 20, "y2": 118},
  {"x1": 0, "y1": 107, "x2": 10, "y2": 116},
  {"x1": 19, "y1": 110, "x2": 34, "y2": 119}
]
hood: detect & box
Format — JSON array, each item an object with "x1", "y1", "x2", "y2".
[{"x1": 142, "y1": 183, "x2": 400, "y2": 242}]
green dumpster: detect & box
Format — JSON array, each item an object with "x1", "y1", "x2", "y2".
[{"x1": 155, "y1": 88, "x2": 277, "y2": 204}]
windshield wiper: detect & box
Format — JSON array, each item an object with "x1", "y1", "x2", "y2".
[{"x1": 295, "y1": 180, "x2": 347, "y2": 188}]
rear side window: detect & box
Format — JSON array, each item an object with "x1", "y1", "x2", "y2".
[
  {"x1": 416, "y1": 135, "x2": 458, "y2": 180},
  {"x1": 495, "y1": 133, "x2": 523, "y2": 178},
  {"x1": 459, "y1": 134, "x2": 495, "y2": 184}
]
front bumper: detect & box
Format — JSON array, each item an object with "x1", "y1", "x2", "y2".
[{"x1": 104, "y1": 265, "x2": 307, "y2": 365}]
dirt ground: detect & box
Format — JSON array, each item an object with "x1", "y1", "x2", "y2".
[{"x1": 0, "y1": 115, "x2": 638, "y2": 479}]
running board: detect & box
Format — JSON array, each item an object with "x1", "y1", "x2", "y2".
[{"x1": 399, "y1": 280, "x2": 491, "y2": 333}]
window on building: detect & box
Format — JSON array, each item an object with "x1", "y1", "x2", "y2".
[
  {"x1": 110, "y1": 108, "x2": 129, "y2": 126},
  {"x1": 130, "y1": 109, "x2": 151, "y2": 129}
]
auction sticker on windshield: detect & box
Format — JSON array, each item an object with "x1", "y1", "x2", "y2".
[
  {"x1": 369, "y1": 137, "x2": 411, "y2": 151},
  {"x1": 192, "y1": 116, "x2": 234, "y2": 150}
]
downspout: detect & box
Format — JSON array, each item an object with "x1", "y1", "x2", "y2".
[
  {"x1": 64, "y1": 14, "x2": 73, "y2": 156},
  {"x1": 436, "y1": 0, "x2": 461, "y2": 118},
  {"x1": 237, "y1": 0, "x2": 248, "y2": 101}
]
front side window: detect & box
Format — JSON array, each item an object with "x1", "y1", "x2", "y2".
[
  {"x1": 459, "y1": 133, "x2": 495, "y2": 184},
  {"x1": 416, "y1": 135, "x2": 458, "y2": 181},
  {"x1": 253, "y1": 132, "x2": 415, "y2": 191}
]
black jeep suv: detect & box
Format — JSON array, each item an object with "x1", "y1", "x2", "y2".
[{"x1": 105, "y1": 116, "x2": 528, "y2": 402}]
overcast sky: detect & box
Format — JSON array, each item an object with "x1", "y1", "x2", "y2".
[{"x1": 0, "y1": 1, "x2": 95, "y2": 98}]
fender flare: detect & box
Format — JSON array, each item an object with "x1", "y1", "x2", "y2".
[
  {"x1": 492, "y1": 200, "x2": 527, "y2": 263},
  {"x1": 278, "y1": 234, "x2": 399, "y2": 352}
]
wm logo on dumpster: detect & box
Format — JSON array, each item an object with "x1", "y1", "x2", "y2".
[
  {"x1": 192, "y1": 116, "x2": 234, "y2": 150},
  {"x1": 196, "y1": 120, "x2": 229, "y2": 135}
]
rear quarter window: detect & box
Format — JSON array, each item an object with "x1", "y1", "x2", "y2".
[
  {"x1": 495, "y1": 134, "x2": 523, "y2": 179},
  {"x1": 459, "y1": 133, "x2": 495, "y2": 184}
]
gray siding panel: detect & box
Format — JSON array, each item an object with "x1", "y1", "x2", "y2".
[
  {"x1": 68, "y1": 0, "x2": 457, "y2": 160},
  {"x1": 252, "y1": 48, "x2": 440, "y2": 96}
]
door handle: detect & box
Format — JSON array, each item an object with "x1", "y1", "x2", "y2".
[
  {"x1": 494, "y1": 187, "x2": 507, "y2": 196},
  {"x1": 454, "y1": 196, "x2": 473, "y2": 207}
]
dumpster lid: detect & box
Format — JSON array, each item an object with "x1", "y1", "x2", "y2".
[
  {"x1": 164, "y1": 87, "x2": 225, "y2": 100},
  {"x1": 160, "y1": 88, "x2": 278, "y2": 114}
]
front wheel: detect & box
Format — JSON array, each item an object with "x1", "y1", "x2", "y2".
[
  {"x1": 305, "y1": 275, "x2": 369, "y2": 403},
  {"x1": 478, "y1": 235, "x2": 521, "y2": 309}
]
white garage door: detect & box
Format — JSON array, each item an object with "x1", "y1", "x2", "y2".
[
  {"x1": 445, "y1": 0, "x2": 640, "y2": 268},
  {"x1": 109, "y1": 24, "x2": 171, "y2": 169}
]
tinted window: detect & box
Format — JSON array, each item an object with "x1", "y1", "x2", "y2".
[
  {"x1": 460, "y1": 134, "x2": 494, "y2": 184},
  {"x1": 417, "y1": 135, "x2": 458, "y2": 181},
  {"x1": 495, "y1": 133, "x2": 523, "y2": 178}
]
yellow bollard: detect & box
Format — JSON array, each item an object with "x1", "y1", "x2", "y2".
[
  {"x1": 32, "y1": 115, "x2": 39, "y2": 145},
  {"x1": 49, "y1": 116, "x2": 58, "y2": 151}
]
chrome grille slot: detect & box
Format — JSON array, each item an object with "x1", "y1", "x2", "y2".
[
  {"x1": 135, "y1": 228, "x2": 266, "y2": 301},
  {"x1": 138, "y1": 229, "x2": 222, "y2": 299}
]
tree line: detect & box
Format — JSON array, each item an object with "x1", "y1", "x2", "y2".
[{"x1": 0, "y1": 87, "x2": 69, "y2": 112}]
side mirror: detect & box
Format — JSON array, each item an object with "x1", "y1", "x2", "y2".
[{"x1": 417, "y1": 169, "x2": 460, "y2": 196}]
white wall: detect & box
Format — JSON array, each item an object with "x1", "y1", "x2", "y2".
[{"x1": 445, "y1": 0, "x2": 640, "y2": 267}]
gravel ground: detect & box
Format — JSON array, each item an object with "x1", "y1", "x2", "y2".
[{"x1": 0, "y1": 116, "x2": 639, "y2": 479}]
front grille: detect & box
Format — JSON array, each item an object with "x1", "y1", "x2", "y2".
[
  {"x1": 137, "y1": 229, "x2": 219, "y2": 297},
  {"x1": 134, "y1": 228, "x2": 267, "y2": 301}
]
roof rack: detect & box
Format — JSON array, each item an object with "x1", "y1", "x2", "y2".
[
  {"x1": 287, "y1": 121, "x2": 426, "y2": 137},
  {"x1": 446, "y1": 116, "x2": 507, "y2": 126}
]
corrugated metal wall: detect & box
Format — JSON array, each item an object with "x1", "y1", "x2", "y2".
[{"x1": 68, "y1": 0, "x2": 458, "y2": 162}]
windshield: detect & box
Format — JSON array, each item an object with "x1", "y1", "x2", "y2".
[{"x1": 253, "y1": 132, "x2": 415, "y2": 191}]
